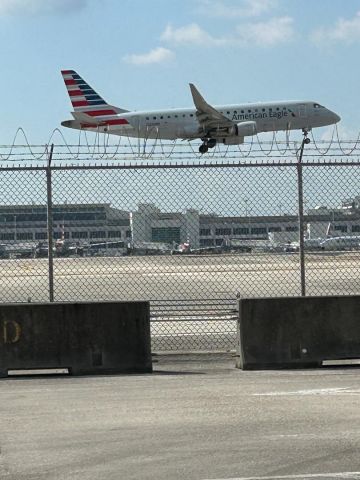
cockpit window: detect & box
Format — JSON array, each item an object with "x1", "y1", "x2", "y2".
[{"x1": 313, "y1": 103, "x2": 324, "y2": 108}]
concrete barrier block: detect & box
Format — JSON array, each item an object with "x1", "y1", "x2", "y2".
[
  {"x1": 236, "y1": 296, "x2": 360, "y2": 370},
  {"x1": 0, "y1": 301, "x2": 152, "y2": 377}
]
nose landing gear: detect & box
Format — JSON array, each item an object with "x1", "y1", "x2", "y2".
[{"x1": 302, "y1": 128, "x2": 311, "y2": 144}]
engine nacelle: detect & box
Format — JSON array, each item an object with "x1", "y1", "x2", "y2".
[
  {"x1": 228, "y1": 121, "x2": 257, "y2": 137},
  {"x1": 222, "y1": 136, "x2": 244, "y2": 145}
]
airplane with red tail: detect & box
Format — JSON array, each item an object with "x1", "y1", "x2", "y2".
[{"x1": 61, "y1": 70, "x2": 340, "y2": 154}]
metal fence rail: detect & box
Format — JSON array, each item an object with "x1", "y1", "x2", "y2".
[
  {"x1": 0, "y1": 141, "x2": 360, "y2": 351},
  {"x1": 151, "y1": 298, "x2": 237, "y2": 351}
]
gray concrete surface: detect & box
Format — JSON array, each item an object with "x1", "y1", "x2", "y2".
[
  {"x1": 236, "y1": 296, "x2": 360, "y2": 369},
  {"x1": 2, "y1": 354, "x2": 360, "y2": 479},
  {"x1": 0, "y1": 252, "x2": 359, "y2": 304},
  {"x1": 0, "y1": 301, "x2": 152, "y2": 377}
]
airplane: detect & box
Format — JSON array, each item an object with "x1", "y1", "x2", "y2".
[
  {"x1": 61, "y1": 70, "x2": 341, "y2": 154},
  {"x1": 319, "y1": 235, "x2": 360, "y2": 251}
]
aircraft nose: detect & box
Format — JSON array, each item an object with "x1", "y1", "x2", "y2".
[{"x1": 330, "y1": 110, "x2": 341, "y2": 123}]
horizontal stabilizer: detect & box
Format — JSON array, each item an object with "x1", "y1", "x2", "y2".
[
  {"x1": 108, "y1": 104, "x2": 129, "y2": 114},
  {"x1": 71, "y1": 111, "x2": 101, "y2": 124}
]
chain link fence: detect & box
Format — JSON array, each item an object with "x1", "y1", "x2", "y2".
[{"x1": 0, "y1": 145, "x2": 360, "y2": 351}]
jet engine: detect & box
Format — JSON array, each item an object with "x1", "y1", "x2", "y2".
[
  {"x1": 227, "y1": 121, "x2": 257, "y2": 137},
  {"x1": 222, "y1": 136, "x2": 245, "y2": 145}
]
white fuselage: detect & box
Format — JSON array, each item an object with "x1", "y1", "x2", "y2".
[
  {"x1": 61, "y1": 71, "x2": 341, "y2": 146},
  {"x1": 320, "y1": 236, "x2": 360, "y2": 251},
  {"x1": 77, "y1": 100, "x2": 340, "y2": 141}
]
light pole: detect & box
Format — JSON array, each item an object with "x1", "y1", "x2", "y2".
[
  {"x1": 244, "y1": 198, "x2": 249, "y2": 236},
  {"x1": 296, "y1": 131, "x2": 311, "y2": 297},
  {"x1": 14, "y1": 215, "x2": 17, "y2": 243}
]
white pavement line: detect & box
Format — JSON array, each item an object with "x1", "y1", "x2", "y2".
[
  {"x1": 204, "y1": 471, "x2": 360, "y2": 480},
  {"x1": 253, "y1": 387, "x2": 360, "y2": 396}
]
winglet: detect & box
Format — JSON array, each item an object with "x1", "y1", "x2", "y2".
[
  {"x1": 189, "y1": 83, "x2": 229, "y2": 123},
  {"x1": 189, "y1": 83, "x2": 211, "y2": 112}
]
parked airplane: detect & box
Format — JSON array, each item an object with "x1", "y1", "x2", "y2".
[
  {"x1": 61, "y1": 70, "x2": 341, "y2": 154},
  {"x1": 319, "y1": 235, "x2": 360, "y2": 251}
]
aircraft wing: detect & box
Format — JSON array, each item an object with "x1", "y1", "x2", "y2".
[{"x1": 189, "y1": 83, "x2": 233, "y2": 132}]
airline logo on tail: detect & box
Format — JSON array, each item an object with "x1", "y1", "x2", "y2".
[
  {"x1": 61, "y1": 70, "x2": 116, "y2": 116},
  {"x1": 61, "y1": 70, "x2": 129, "y2": 127}
]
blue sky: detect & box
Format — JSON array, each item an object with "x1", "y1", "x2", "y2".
[{"x1": 1, "y1": 0, "x2": 360, "y2": 144}]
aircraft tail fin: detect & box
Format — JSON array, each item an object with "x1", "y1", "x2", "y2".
[{"x1": 61, "y1": 70, "x2": 129, "y2": 117}]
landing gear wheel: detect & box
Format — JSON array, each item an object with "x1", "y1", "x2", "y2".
[
  {"x1": 199, "y1": 144, "x2": 209, "y2": 154},
  {"x1": 207, "y1": 138, "x2": 217, "y2": 149},
  {"x1": 304, "y1": 137, "x2": 311, "y2": 144}
]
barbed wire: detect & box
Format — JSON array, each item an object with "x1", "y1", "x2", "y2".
[{"x1": 1, "y1": 125, "x2": 360, "y2": 165}]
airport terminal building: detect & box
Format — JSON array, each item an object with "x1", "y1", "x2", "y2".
[
  {"x1": 131, "y1": 202, "x2": 360, "y2": 247},
  {"x1": 1, "y1": 197, "x2": 360, "y2": 248},
  {"x1": 0, "y1": 204, "x2": 131, "y2": 244}
]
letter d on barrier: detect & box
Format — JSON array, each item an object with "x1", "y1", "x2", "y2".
[{"x1": 3, "y1": 320, "x2": 21, "y2": 344}]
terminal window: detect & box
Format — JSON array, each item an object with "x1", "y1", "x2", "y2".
[
  {"x1": 335, "y1": 225, "x2": 348, "y2": 233},
  {"x1": 0, "y1": 233, "x2": 14, "y2": 240},
  {"x1": 251, "y1": 227, "x2": 267, "y2": 235},
  {"x1": 152, "y1": 227, "x2": 180, "y2": 243},
  {"x1": 90, "y1": 231, "x2": 106, "y2": 238},
  {"x1": 35, "y1": 232, "x2": 47, "y2": 240},
  {"x1": 233, "y1": 227, "x2": 249, "y2": 235},
  {"x1": 16, "y1": 232, "x2": 33, "y2": 240},
  {"x1": 108, "y1": 231, "x2": 122, "y2": 238},
  {"x1": 215, "y1": 228, "x2": 231, "y2": 236},
  {"x1": 72, "y1": 231, "x2": 88, "y2": 239},
  {"x1": 200, "y1": 228, "x2": 211, "y2": 236}
]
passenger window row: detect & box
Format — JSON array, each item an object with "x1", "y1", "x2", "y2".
[
  {"x1": 146, "y1": 114, "x2": 195, "y2": 120},
  {"x1": 146, "y1": 106, "x2": 290, "y2": 120}
]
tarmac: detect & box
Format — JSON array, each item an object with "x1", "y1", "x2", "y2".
[
  {"x1": 2, "y1": 353, "x2": 360, "y2": 480},
  {"x1": 0, "y1": 252, "x2": 359, "y2": 304}
]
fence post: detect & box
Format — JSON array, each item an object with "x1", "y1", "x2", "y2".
[
  {"x1": 296, "y1": 134, "x2": 310, "y2": 296},
  {"x1": 46, "y1": 144, "x2": 54, "y2": 302}
]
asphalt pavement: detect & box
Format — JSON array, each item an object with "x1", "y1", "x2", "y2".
[{"x1": 2, "y1": 354, "x2": 360, "y2": 480}]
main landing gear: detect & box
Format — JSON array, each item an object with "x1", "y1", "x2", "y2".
[
  {"x1": 199, "y1": 144, "x2": 208, "y2": 154},
  {"x1": 199, "y1": 138, "x2": 217, "y2": 154}
]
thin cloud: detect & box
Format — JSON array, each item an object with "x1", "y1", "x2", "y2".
[
  {"x1": 161, "y1": 17, "x2": 294, "y2": 48},
  {"x1": 0, "y1": 0, "x2": 88, "y2": 15},
  {"x1": 236, "y1": 16, "x2": 294, "y2": 47},
  {"x1": 123, "y1": 47, "x2": 175, "y2": 66},
  {"x1": 311, "y1": 11, "x2": 360, "y2": 45},
  {"x1": 161, "y1": 23, "x2": 225, "y2": 46},
  {"x1": 196, "y1": 0, "x2": 278, "y2": 18}
]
